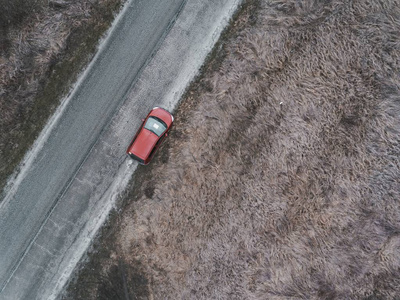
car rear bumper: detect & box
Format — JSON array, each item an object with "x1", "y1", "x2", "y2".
[{"x1": 128, "y1": 152, "x2": 146, "y2": 165}]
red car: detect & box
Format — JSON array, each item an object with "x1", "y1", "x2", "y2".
[{"x1": 127, "y1": 107, "x2": 174, "y2": 165}]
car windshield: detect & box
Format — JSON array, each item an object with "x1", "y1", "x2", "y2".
[{"x1": 144, "y1": 116, "x2": 167, "y2": 137}]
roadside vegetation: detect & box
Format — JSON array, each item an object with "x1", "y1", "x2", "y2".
[
  {"x1": 0, "y1": 0, "x2": 125, "y2": 193},
  {"x1": 64, "y1": 0, "x2": 398, "y2": 298}
]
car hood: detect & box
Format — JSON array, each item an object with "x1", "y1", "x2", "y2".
[
  {"x1": 130, "y1": 128, "x2": 159, "y2": 159},
  {"x1": 150, "y1": 107, "x2": 173, "y2": 127}
]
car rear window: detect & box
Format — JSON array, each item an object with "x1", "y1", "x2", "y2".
[{"x1": 144, "y1": 117, "x2": 167, "y2": 137}]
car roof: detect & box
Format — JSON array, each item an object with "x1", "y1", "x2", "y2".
[{"x1": 129, "y1": 128, "x2": 159, "y2": 160}]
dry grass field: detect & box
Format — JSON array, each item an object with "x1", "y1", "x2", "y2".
[
  {"x1": 0, "y1": 0, "x2": 123, "y2": 191},
  {"x1": 66, "y1": 0, "x2": 400, "y2": 299}
]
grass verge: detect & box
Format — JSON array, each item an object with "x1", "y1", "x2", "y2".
[{"x1": 65, "y1": 0, "x2": 400, "y2": 298}]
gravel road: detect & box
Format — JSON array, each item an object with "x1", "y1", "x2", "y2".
[{"x1": 0, "y1": 0, "x2": 241, "y2": 299}]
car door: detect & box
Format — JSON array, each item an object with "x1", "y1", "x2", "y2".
[{"x1": 148, "y1": 131, "x2": 168, "y2": 161}]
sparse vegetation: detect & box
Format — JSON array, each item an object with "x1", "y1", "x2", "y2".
[
  {"x1": 65, "y1": 0, "x2": 400, "y2": 298},
  {"x1": 0, "y1": 0, "x2": 124, "y2": 193},
  {"x1": 0, "y1": 0, "x2": 43, "y2": 51}
]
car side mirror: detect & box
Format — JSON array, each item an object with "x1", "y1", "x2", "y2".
[
  {"x1": 165, "y1": 133, "x2": 168, "y2": 137},
  {"x1": 142, "y1": 119, "x2": 145, "y2": 122}
]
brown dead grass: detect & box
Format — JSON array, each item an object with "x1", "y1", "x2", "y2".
[
  {"x1": 0, "y1": 0, "x2": 124, "y2": 192},
  {"x1": 64, "y1": 0, "x2": 400, "y2": 299}
]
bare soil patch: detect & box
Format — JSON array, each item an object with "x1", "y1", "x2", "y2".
[
  {"x1": 63, "y1": 0, "x2": 400, "y2": 299},
  {"x1": 0, "y1": 0, "x2": 124, "y2": 192}
]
